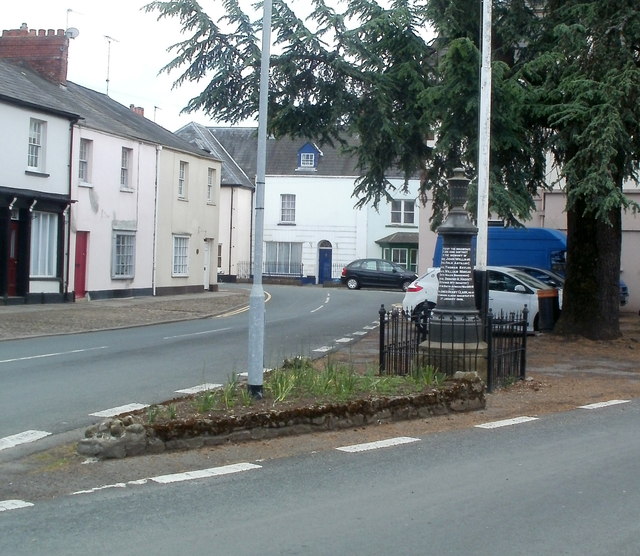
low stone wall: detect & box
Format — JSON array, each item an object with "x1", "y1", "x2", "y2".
[{"x1": 77, "y1": 373, "x2": 485, "y2": 460}]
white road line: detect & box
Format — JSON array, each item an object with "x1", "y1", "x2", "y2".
[
  {"x1": 475, "y1": 416, "x2": 539, "y2": 429},
  {"x1": 175, "y1": 383, "x2": 223, "y2": 394},
  {"x1": 163, "y1": 327, "x2": 231, "y2": 340},
  {"x1": 72, "y1": 463, "x2": 262, "y2": 496},
  {"x1": 335, "y1": 337, "x2": 353, "y2": 343},
  {"x1": 336, "y1": 437, "x2": 420, "y2": 453},
  {"x1": 150, "y1": 463, "x2": 262, "y2": 484},
  {"x1": 72, "y1": 484, "x2": 128, "y2": 495},
  {"x1": 0, "y1": 430, "x2": 51, "y2": 451},
  {"x1": 0, "y1": 500, "x2": 34, "y2": 512},
  {"x1": 0, "y1": 346, "x2": 108, "y2": 364},
  {"x1": 310, "y1": 293, "x2": 331, "y2": 313},
  {"x1": 89, "y1": 403, "x2": 149, "y2": 418},
  {"x1": 313, "y1": 346, "x2": 332, "y2": 353},
  {"x1": 352, "y1": 330, "x2": 368, "y2": 336},
  {"x1": 579, "y1": 400, "x2": 630, "y2": 410},
  {"x1": 364, "y1": 325, "x2": 378, "y2": 330}
]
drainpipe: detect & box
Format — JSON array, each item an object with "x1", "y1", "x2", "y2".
[
  {"x1": 228, "y1": 187, "x2": 234, "y2": 275},
  {"x1": 64, "y1": 119, "x2": 78, "y2": 301},
  {"x1": 152, "y1": 145, "x2": 162, "y2": 295}
]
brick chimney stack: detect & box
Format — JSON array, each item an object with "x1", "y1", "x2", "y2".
[
  {"x1": 0, "y1": 25, "x2": 70, "y2": 84},
  {"x1": 129, "y1": 104, "x2": 145, "y2": 117}
]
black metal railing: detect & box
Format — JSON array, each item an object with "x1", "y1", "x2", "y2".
[{"x1": 378, "y1": 305, "x2": 528, "y2": 392}]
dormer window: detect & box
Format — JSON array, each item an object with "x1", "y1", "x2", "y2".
[
  {"x1": 296, "y1": 142, "x2": 322, "y2": 171},
  {"x1": 300, "y1": 152, "x2": 315, "y2": 168}
]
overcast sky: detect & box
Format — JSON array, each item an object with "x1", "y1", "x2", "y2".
[{"x1": 4, "y1": 1, "x2": 254, "y2": 131}]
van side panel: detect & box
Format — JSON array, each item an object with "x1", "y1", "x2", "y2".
[{"x1": 433, "y1": 228, "x2": 567, "y2": 272}]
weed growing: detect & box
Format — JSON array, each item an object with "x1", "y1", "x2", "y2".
[{"x1": 147, "y1": 358, "x2": 445, "y2": 423}]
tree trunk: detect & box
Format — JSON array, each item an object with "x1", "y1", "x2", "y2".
[{"x1": 555, "y1": 198, "x2": 621, "y2": 340}]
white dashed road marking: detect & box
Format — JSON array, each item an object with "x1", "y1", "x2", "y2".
[
  {"x1": 175, "y1": 383, "x2": 223, "y2": 394},
  {"x1": 312, "y1": 346, "x2": 332, "y2": 353},
  {"x1": 0, "y1": 346, "x2": 108, "y2": 364},
  {"x1": 579, "y1": 400, "x2": 630, "y2": 409},
  {"x1": 337, "y1": 437, "x2": 420, "y2": 453},
  {"x1": 335, "y1": 337, "x2": 353, "y2": 344},
  {"x1": 0, "y1": 500, "x2": 34, "y2": 512},
  {"x1": 0, "y1": 430, "x2": 51, "y2": 451},
  {"x1": 163, "y1": 327, "x2": 231, "y2": 340},
  {"x1": 71, "y1": 463, "x2": 262, "y2": 495},
  {"x1": 151, "y1": 462, "x2": 262, "y2": 484},
  {"x1": 475, "y1": 416, "x2": 539, "y2": 429},
  {"x1": 89, "y1": 403, "x2": 149, "y2": 418}
]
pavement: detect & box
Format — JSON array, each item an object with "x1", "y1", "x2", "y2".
[{"x1": 0, "y1": 287, "x2": 253, "y2": 341}]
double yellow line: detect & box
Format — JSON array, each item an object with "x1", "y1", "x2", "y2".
[{"x1": 215, "y1": 290, "x2": 272, "y2": 318}]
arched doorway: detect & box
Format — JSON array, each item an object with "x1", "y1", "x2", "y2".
[{"x1": 318, "y1": 240, "x2": 333, "y2": 284}]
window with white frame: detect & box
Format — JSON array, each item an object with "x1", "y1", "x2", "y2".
[
  {"x1": 264, "y1": 242, "x2": 302, "y2": 275},
  {"x1": 280, "y1": 194, "x2": 296, "y2": 223},
  {"x1": 120, "y1": 147, "x2": 132, "y2": 189},
  {"x1": 30, "y1": 211, "x2": 58, "y2": 277},
  {"x1": 79, "y1": 138, "x2": 92, "y2": 183},
  {"x1": 391, "y1": 199, "x2": 415, "y2": 224},
  {"x1": 27, "y1": 119, "x2": 46, "y2": 171},
  {"x1": 178, "y1": 161, "x2": 188, "y2": 199},
  {"x1": 300, "y1": 152, "x2": 315, "y2": 168},
  {"x1": 112, "y1": 231, "x2": 136, "y2": 278},
  {"x1": 207, "y1": 168, "x2": 216, "y2": 203},
  {"x1": 172, "y1": 235, "x2": 190, "y2": 276},
  {"x1": 383, "y1": 247, "x2": 418, "y2": 272}
]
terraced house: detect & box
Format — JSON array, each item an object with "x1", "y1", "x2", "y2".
[{"x1": 0, "y1": 25, "x2": 221, "y2": 304}]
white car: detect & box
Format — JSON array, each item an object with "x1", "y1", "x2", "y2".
[{"x1": 402, "y1": 266, "x2": 561, "y2": 332}]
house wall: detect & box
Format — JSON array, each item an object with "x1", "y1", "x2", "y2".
[
  {"x1": 69, "y1": 128, "x2": 157, "y2": 299},
  {"x1": 0, "y1": 102, "x2": 72, "y2": 300},
  {"x1": 155, "y1": 149, "x2": 221, "y2": 294},
  {"x1": 263, "y1": 174, "x2": 367, "y2": 281},
  {"x1": 365, "y1": 178, "x2": 421, "y2": 264},
  {"x1": 218, "y1": 185, "x2": 253, "y2": 279},
  {"x1": 0, "y1": 104, "x2": 70, "y2": 195}
]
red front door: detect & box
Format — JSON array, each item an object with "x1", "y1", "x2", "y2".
[
  {"x1": 74, "y1": 231, "x2": 88, "y2": 299},
  {"x1": 7, "y1": 221, "x2": 18, "y2": 296}
]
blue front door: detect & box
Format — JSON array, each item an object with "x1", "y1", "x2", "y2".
[{"x1": 318, "y1": 248, "x2": 332, "y2": 284}]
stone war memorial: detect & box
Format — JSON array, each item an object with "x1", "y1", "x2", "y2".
[{"x1": 421, "y1": 168, "x2": 488, "y2": 380}]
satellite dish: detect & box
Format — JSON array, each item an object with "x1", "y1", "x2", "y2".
[{"x1": 65, "y1": 27, "x2": 80, "y2": 39}]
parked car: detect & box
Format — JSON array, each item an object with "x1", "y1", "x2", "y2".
[
  {"x1": 341, "y1": 259, "x2": 417, "y2": 291},
  {"x1": 510, "y1": 265, "x2": 629, "y2": 306},
  {"x1": 402, "y1": 266, "x2": 560, "y2": 332}
]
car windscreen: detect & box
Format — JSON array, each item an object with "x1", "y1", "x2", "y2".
[{"x1": 507, "y1": 268, "x2": 552, "y2": 290}]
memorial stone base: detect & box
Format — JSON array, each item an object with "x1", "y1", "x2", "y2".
[{"x1": 419, "y1": 341, "x2": 488, "y2": 384}]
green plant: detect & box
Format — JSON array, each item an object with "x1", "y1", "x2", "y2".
[
  {"x1": 221, "y1": 378, "x2": 237, "y2": 409},
  {"x1": 166, "y1": 404, "x2": 177, "y2": 420},
  {"x1": 411, "y1": 365, "x2": 446, "y2": 388},
  {"x1": 193, "y1": 390, "x2": 217, "y2": 413},
  {"x1": 266, "y1": 368, "x2": 297, "y2": 404},
  {"x1": 146, "y1": 405, "x2": 160, "y2": 423}
]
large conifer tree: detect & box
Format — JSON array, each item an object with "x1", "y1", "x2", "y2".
[{"x1": 146, "y1": 0, "x2": 640, "y2": 339}]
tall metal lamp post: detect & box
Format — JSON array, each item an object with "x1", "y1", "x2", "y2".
[{"x1": 247, "y1": 0, "x2": 273, "y2": 399}]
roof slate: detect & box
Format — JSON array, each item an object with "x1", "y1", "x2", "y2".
[
  {"x1": 176, "y1": 123, "x2": 254, "y2": 189},
  {"x1": 0, "y1": 59, "x2": 217, "y2": 160}
]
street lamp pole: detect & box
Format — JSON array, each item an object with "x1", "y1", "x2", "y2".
[
  {"x1": 477, "y1": 0, "x2": 492, "y2": 270},
  {"x1": 475, "y1": 0, "x2": 492, "y2": 318},
  {"x1": 247, "y1": 0, "x2": 273, "y2": 399}
]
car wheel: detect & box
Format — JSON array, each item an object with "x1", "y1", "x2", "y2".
[{"x1": 346, "y1": 277, "x2": 360, "y2": 290}]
